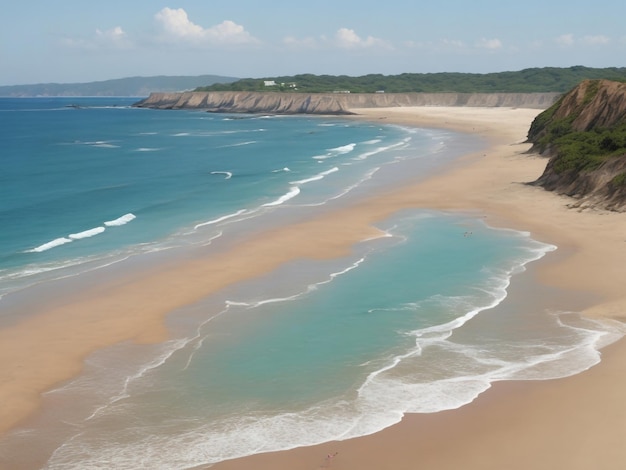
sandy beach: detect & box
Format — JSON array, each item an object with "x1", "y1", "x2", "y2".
[
  {"x1": 2, "y1": 105, "x2": 626, "y2": 469},
  {"x1": 210, "y1": 107, "x2": 626, "y2": 470}
]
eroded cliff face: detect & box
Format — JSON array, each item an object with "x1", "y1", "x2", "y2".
[
  {"x1": 134, "y1": 92, "x2": 353, "y2": 114},
  {"x1": 528, "y1": 80, "x2": 626, "y2": 211},
  {"x1": 528, "y1": 80, "x2": 626, "y2": 148},
  {"x1": 133, "y1": 91, "x2": 560, "y2": 114},
  {"x1": 535, "y1": 153, "x2": 626, "y2": 211}
]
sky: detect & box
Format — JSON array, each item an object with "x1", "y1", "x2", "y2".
[{"x1": 2, "y1": 0, "x2": 626, "y2": 86}]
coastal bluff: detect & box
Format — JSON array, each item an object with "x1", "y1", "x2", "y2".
[
  {"x1": 133, "y1": 91, "x2": 561, "y2": 114},
  {"x1": 527, "y1": 79, "x2": 626, "y2": 211}
]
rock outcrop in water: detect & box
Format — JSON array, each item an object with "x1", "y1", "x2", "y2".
[
  {"x1": 527, "y1": 80, "x2": 626, "y2": 211},
  {"x1": 133, "y1": 91, "x2": 560, "y2": 114}
]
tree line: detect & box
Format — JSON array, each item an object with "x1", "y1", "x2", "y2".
[{"x1": 196, "y1": 66, "x2": 626, "y2": 94}]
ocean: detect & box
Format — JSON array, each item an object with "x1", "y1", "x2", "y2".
[{"x1": 0, "y1": 97, "x2": 623, "y2": 469}]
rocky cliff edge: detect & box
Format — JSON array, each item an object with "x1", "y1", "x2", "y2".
[
  {"x1": 133, "y1": 91, "x2": 561, "y2": 114},
  {"x1": 528, "y1": 80, "x2": 626, "y2": 211}
]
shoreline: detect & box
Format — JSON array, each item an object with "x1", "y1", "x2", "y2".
[
  {"x1": 210, "y1": 107, "x2": 626, "y2": 469},
  {"x1": 2, "y1": 106, "x2": 626, "y2": 468}
]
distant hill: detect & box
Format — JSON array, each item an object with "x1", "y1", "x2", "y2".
[
  {"x1": 527, "y1": 79, "x2": 626, "y2": 211},
  {"x1": 0, "y1": 75, "x2": 239, "y2": 97},
  {"x1": 196, "y1": 66, "x2": 626, "y2": 94}
]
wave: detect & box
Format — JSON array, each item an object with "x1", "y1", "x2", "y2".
[
  {"x1": 27, "y1": 237, "x2": 73, "y2": 253},
  {"x1": 289, "y1": 167, "x2": 339, "y2": 185},
  {"x1": 69, "y1": 227, "x2": 105, "y2": 240},
  {"x1": 85, "y1": 141, "x2": 119, "y2": 148},
  {"x1": 210, "y1": 171, "x2": 233, "y2": 180},
  {"x1": 296, "y1": 166, "x2": 382, "y2": 208},
  {"x1": 24, "y1": 215, "x2": 135, "y2": 254},
  {"x1": 329, "y1": 143, "x2": 356, "y2": 154},
  {"x1": 23, "y1": 226, "x2": 105, "y2": 251},
  {"x1": 262, "y1": 186, "x2": 301, "y2": 207},
  {"x1": 352, "y1": 138, "x2": 410, "y2": 161},
  {"x1": 272, "y1": 167, "x2": 291, "y2": 173},
  {"x1": 218, "y1": 141, "x2": 257, "y2": 148},
  {"x1": 104, "y1": 213, "x2": 136, "y2": 227},
  {"x1": 313, "y1": 143, "x2": 357, "y2": 160},
  {"x1": 135, "y1": 147, "x2": 161, "y2": 152},
  {"x1": 194, "y1": 209, "x2": 247, "y2": 230}
]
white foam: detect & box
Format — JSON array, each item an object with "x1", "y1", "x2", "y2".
[
  {"x1": 87, "y1": 141, "x2": 119, "y2": 148},
  {"x1": 329, "y1": 143, "x2": 356, "y2": 154},
  {"x1": 262, "y1": 186, "x2": 300, "y2": 207},
  {"x1": 210, "y1": 171, "x2": 233, "y2": 179},
  {"x1": 220, "y1": 141, "x2": 257, "y2": 148},
  {"x1": 27, "y1": 237, "x2": 73, "y2": 253},
  {"x1": 289, "y1": 167, "x2": 339, "y2": 185},
  {"x1": 352, "y1": 138, "x2": 410, "y2": 161},
  {"x1": 194, "y1": 209, "x2": 247, "y2": 229},
  {"x1": 68, "y1": 227, "x2": 105, "y2": 240},
  {"x1": 104, "y1": 213, "x2": 136, "y2": 227},
  {"x1": 296, "y1": 166, "x2": 381, "y2": 207},
  {"x1": 313, "y1": 143, "x2": 357, "y2": 160}
]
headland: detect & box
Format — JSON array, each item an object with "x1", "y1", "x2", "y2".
[{"x1": 133, "y1": 91, "x2": 560, "y2": 114}]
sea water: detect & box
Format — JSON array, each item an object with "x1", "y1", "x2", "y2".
[{"x1": 0, "y1": 98, "x2": 623, "y2": 469}]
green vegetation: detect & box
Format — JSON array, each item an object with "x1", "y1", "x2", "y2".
[
  {"x1": 545, "y1": 124, "x2": 626, "y2": 173},
  {"x1": 196, "y1": 66, "x2": 626, "y2": 94},
  {"x1": 530, "y1": 81, "x2": 626, "y2": 174},
  {"x1": 611, "y1": 172, "x2": 626, "y2": 187}
]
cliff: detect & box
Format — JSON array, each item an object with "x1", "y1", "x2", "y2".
[
  {"x1": 133, "y1": 91, "x2": 560, "y2": 114},
  {"x1": 527, "y1": 80, "x2": 626, "y2": 211}
]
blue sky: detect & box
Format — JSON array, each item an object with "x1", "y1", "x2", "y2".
[{"x1": 2, "y1": 0, "x2": 625, "y2": 85}]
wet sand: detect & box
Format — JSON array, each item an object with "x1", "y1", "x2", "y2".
[{"x1": 2, "y1": 106, "x2": 626, "y2": 469}]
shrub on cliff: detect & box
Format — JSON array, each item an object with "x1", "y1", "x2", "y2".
[{"x1": 528, "y1": 79, "x2": 626, "y2": 210}]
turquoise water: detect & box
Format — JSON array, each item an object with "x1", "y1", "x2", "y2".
[{"x1": 0, "y1": 98, "x2": 623, "y2": 469}]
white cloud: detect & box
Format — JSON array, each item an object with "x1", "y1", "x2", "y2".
[
  {"x1": 154, "y1": 7, "x2": 258, "y2": 45},
  {"x1": 475, "y1": 38, "x2": 502, "y2": 50},
  {"x1": 96, "y1": 27, "x2": 129, "y2": 45},
  {"x1": 334, "y1": 28, "x2": 391, "y2": 49},
  {"x1": 555, "y1": 33, "x2": 611, "y2": 47},
  {"x1": 281, "y1": 28, "x2": 391, "y2": 51},
  {"x1": 556, "y1": 34, "x2": 575, "y2": 46},
  {"x1": 62, "y1": 26, "x2": 132, "y2": 50},
  {"x1": 581, "y1": 35, "x2": 610, "y2": 46}
]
